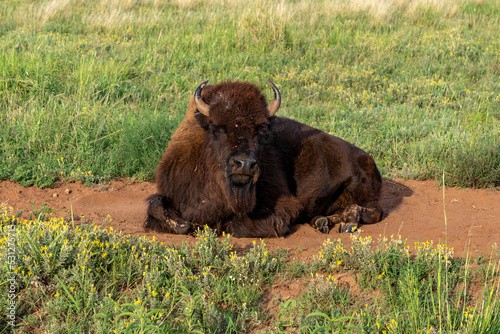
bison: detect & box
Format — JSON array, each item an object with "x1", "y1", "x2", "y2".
[{"x1": 145, "y1": 80, "x2": 383, "y2": 237}]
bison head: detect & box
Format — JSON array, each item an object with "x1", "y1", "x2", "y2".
[{"x1": 193, "y1": 81, "x2": 280, "y2": 214}]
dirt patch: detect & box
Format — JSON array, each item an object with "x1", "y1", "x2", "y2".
[{"x1": 1, "y1": 179, "x2": 498, "y2": 258}]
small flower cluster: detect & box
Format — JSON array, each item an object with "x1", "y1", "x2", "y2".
[
  {"x1": 307, "y1": 272, "x2": 339, "y2": 295},
  {"x1": 414, "y1": 240, "x2": 454, "y2": 265},
  {"x1": 317, "y1": 238, "x2": 348, "y2": 272}
]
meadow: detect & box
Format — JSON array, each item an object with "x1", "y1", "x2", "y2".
[
  {"x1": 0, "y1": 0, "x2": 499, "y2": 188},
  {"x1": 1, "y1": 0, "x2": 500, "y2": 332}
]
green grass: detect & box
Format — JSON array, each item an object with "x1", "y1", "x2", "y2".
[
  {"x1": 2, "y1": 204, "x2": 500, "y2": 333},
  {"x1": 0, "y1": 0, "x2": 499, "y2": 188}
]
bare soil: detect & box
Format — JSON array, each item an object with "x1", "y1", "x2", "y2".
[{"x1": 1, "y1": 179, "x2": 498, "y2": 259}]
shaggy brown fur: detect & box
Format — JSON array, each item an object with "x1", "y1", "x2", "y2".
[{"x1": 145, "y1": 81, "x2": 383, "y2": 237}]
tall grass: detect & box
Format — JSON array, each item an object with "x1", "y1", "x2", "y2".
[{"x1": 1, "y1": 0, "x2": 499, "y2": 188}]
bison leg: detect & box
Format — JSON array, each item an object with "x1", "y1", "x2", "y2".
[
  {"x1": 310, "y1": 213, "x2": 342, "y2": 234},
  {"x1": 144, "y1": 195, "x2": 191, "y2": 234},
  {"x1": 226, "y1": 216, "x2": 290, "y2": 238},
  {"x1": 338, "y1": 203, "x2": 383, "y2": 233}
]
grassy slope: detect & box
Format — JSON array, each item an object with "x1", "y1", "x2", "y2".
[{"x1": 0, "y1": 0, "x2": 499, "y2": 188}]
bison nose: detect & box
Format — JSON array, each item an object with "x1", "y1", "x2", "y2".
[{"x1": 230, "y1": 155, "x2": 258, "y2": 174}]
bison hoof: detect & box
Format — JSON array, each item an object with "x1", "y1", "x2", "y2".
[
  {"x1": 175, "y1": 222, "x2": 191, "y2": 235},
  {"x1": 166, "y1": 218, "x2": 191, "y2": 235},
  {"x1": 314, "y1": 217, "x2": 330, "y2": 234},
  {"x1": 339, "y1": 222, "x2": 358, "y2": 233}
]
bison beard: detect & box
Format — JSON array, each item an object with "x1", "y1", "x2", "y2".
[
  {"x1": 226, "y1": 180, "x2": 257, "y2": 214},
  {"x1": 144, "y1": 80, "x2": 383, "y2": 238}
]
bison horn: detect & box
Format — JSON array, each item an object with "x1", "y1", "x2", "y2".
[
  {"x1": 194, "y1": 80, "x2": 210, "y2": 117},
  {"x1": 267, "y1": 80, "x2": 281, "y2": 117}
]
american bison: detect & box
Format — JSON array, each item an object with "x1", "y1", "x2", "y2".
[{"x1": 145, "y1": 80, "x2": 383, "y2": 237}]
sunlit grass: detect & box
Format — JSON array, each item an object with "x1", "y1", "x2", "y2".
[{"x1": 1, "y1": 0, "x2": 499, "y2": 188}]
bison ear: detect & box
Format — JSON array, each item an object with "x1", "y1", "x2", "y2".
[
  {"x1": 195, "y1": 110, "x2": 210, "y2": 130},
  {"x1": 266, "y1": 80, "x2": 281, "y2": 117}
]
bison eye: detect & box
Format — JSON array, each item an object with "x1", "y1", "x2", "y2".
[
  {"x1": 210, "y1": 124, "x2": 226, "y2": 139},
  {"x1": 257, "y1": 123, "x2": 268, "y2": 134},
  {"x1": 257, "y1": 123, "x2": 272, "y2": 143}
]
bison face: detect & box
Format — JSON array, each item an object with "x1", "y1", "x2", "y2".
[{"x1": 194, "y1": 81, "x2": 280, "y2": 214}]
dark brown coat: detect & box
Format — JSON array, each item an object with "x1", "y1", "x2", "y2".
[{"x1": 145, "y1": 81, "x2": 382, "y2": 237}]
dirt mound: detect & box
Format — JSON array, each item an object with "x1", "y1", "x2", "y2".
[{"x1": 1, "y1": 179, "x2": 498, "y2": 258}]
